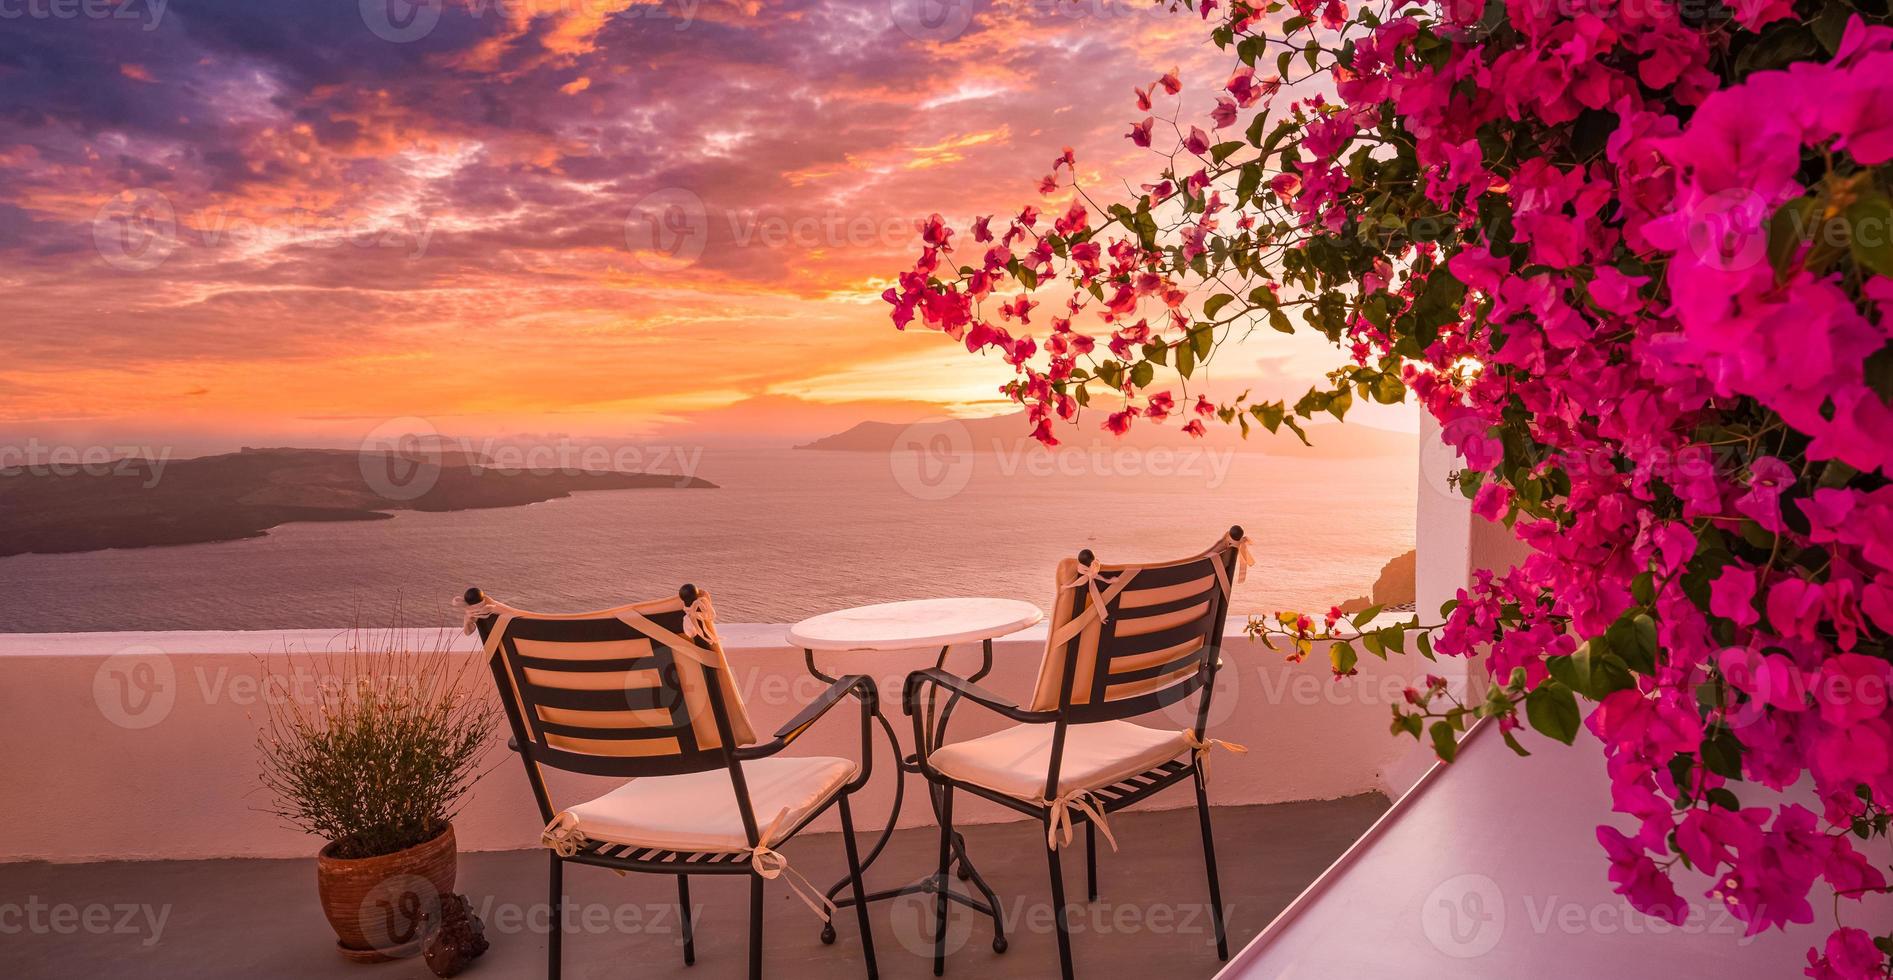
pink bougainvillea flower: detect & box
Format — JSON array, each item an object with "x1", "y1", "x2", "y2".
[
  {"x1": 1710, "y1": 566, "x2": 1760, "y2": 627},
  {"x1": 1767, "y1": 578, "x2": 1824, "y2": 642},
  {"x1": 1211, "y1": 96, "x2": 1238, "y2": 129},
  {"x1": 1158, "y1": 67, "x2": 1181, "y2": 94},
  {"x1": 1184, "y1": 126, "x2": 1211, "y2": 155},
  {"x1": 920, "y1": 213, "x2": 953, "y2": 250},
  {"x1": 1813, "y1": 653, "x2": 1892, "y2": 727},
  {"x1": 1589, "y1": 689, "x2": 1703, "y2": 759},
  {"x1": 1127, "y1": 117, "x2": 1155, "y2": 148},
  {"x1": 1806, "y1": 927, "x2": 1885, "y2": 980},
  {"x1": 1471, "y1": 482, "x2": 1511, "y2": 521},
  {"x1": 1736, "y1": 457, "x2": 1794, "y2": 532},
  {"x1": 1597, "y1": 825, "x2": 1688, "y2": 924},
  {"x1": 1182, "y1": 419, "x2": 1207, "y2": 438}
]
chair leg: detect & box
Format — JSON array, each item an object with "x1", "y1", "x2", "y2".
[
  {"x1": 933, "y1": 785, "x2": 954, "y2": 977},
  {"x1": 1194, "y1": 769, "x2": 1229, "y2": 961},
  {"x1": 677, "y1": 874, "x2": 695, "y2": 966},
  {"x1": 749, "y1": 874, "x2": 765, "y2": 980},
  {"x1": 1085, "y1": 822, "x2": 1098, "y2": 902},
  {"x1": 1044, "y1": 829, "x2": 1075, "y2": 980},
  {"x1": 548, "y1": 852, "x2": 564, "y2": 980},
  {"x1": 839, "y1": 795, "x2": 879, "y2": 980}
]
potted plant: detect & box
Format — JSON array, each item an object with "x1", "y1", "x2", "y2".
[{"x1": 256, "y1": 618, "x2": 499, "y2": 961}]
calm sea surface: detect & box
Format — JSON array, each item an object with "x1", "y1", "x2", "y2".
[{"x1": 0, "y1": 449, "x2": 1415, "y2": 632}]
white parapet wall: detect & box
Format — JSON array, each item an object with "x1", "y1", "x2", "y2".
[{"x1": 0, "y1": 620, "x2": 1439, "y2": 863}]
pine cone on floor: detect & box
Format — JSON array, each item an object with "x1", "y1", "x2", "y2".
[{"x1": 421, "y1": 892, "x2": 490, "y2": 978}]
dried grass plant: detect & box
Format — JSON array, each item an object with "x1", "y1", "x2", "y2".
[{"x1": 256, "y1": 608, "x2": 501, "y2": 859}]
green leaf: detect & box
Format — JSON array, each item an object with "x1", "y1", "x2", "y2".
[
  {"x1": 1524, "y1": 682, "x2": 1580, "y2": 745},
  {"x1": 1130, "y1": 361, "x2": 1155, "y2": 389},
  {"x1": 1327, "y1": 386, "x2": 1352, "y2": 421},
  {"x1": 1350, "y1": 604, "x2": 1383, "y2": 628},
  {"x1": 1211, "y1": 141, "x2": 1245, "y2": 164},
  {"x1": 1244, "y1": 110, "x2": 1272, "y2": 149},
  {"x1": 1429, "y1": 720, "x2": 1458, "y2": 762},
  {"x1": 1847, "y1": 195, "x2": 1893, "y2": 279},
  {"x1": 1500, "y1": 727, "x2": 1532, "y2": 757},
  {"x1": 1766, "y1": 196, "x2": 1816, "y2": 278},
  {"x1": 1700, "y1": 732, "x2": 1744, "y2": 779},
  {"x1": 1546, "y1": 642, "x2": 1635, "y2": 700},
  {"x1": 1203, "y1": 294, "x2": 1235, "y2": 320},
  {"x1": 1177, "y1": 339, "x2": 1197, "y2": 379},
  {"x1": 1330, "y1": 640, "x2": 1357, "y2": 675},
  {"x1": 1268, "y1": 309, "x2": 1294, "y2": 333},
  {"x1": 1236, "y1": 162, "x2": 1263, "y2": 204}
]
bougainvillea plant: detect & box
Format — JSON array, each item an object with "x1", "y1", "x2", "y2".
[{"x1": 883, "y1": 0, "x2": 1893, "y2": 973}]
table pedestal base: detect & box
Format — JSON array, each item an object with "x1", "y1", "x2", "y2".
[{"x1": 804, "y1": 643, "x2": 1009, "y2": 954}]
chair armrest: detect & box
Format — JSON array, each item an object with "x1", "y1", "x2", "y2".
[
  {"x1": 902, "y1": 668, "x2": 1050, "y2": 724},
  {"x1": 735, "y1": 674, "x2": 878, "y2": 760}
]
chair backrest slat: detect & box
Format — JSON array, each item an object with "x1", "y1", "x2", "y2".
[
  {"x1": 474, "y1": 592, "x2": 757, "y2": 780},
  {"x1": 1028, "y1": 532, "x2": 1242, "y2": 722}
]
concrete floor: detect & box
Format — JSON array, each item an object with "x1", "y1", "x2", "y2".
[{"x1": 0, "y1": 795, "x2": 1386, "y2": 979}]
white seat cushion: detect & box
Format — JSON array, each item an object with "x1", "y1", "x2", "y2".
[
  {"x1": 928, "y1": 720, "x2": 1190, "y2": 801},
  {"x1": 562, "y1": 755, "x2": 855, "y2": 852}
]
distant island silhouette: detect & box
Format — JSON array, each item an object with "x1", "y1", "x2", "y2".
[
  {"x1": 0, "y1": 448, "x2": 714, "y2": 557},
  {"x1": 797, "y1": 411, "x2": 1417, "y2": 458}
]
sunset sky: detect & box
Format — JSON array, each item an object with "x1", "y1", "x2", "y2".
[{"x1": 2, "y1": 0, "x2": 1411, "y2": 454}]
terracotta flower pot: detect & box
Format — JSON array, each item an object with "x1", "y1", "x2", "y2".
[{"x1": 316, "y1": 824, "x2": 457, "y2": 962}]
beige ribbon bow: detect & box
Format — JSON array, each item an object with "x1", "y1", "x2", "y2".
[
  {"x1": 682, "y1": 594, "x2": 719, "y2": 644},
  {"x1": 1041, "y1": 790, "x2": 1118, "y2": 853},
  {"x1": 750, "y1": 809, "x2": 838, "y2": 922},
  {"x1": 1051, "y1": 563, "x2": 1141, "y2": 648},
  {"x1": 1181, "y1": 730, "x2": 1249, "y2": 776},
  {"x1": 457, "y1": 594, "x2": 505, "y2": 637},
  {"x1": 1206, "y1": 534, "x2": 1256, "y2": 597},
  {"x1": 541, "y1": 812, "x2": 589, "y2": 857}
]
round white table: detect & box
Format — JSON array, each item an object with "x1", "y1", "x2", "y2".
[
  {"x1": 786, "y1": 597, "x2": 1043, "y2": 653},
  {"x1": 787, "y1": 597, "x2": 1044, "y2": 951}
]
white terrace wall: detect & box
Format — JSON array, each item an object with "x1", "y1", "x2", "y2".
[{"x1": 0, "y1": 621, "x2": 1434, "y2": 863}]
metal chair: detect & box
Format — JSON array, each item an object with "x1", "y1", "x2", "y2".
[
  {"x1": 466, "y1": 584, "x2": 881, "y2": 980},
  {"x1": 903, "y1": 528, "x2": 1249, "y2": 980}
]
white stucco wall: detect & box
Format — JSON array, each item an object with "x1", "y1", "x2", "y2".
[{"x1": 0, "y1": 620, "x2": 1436, "y2": 862}]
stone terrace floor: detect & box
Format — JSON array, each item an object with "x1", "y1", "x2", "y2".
[{"x1": 0, "y1": 795, "x2": 1386, "y2": 979}]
